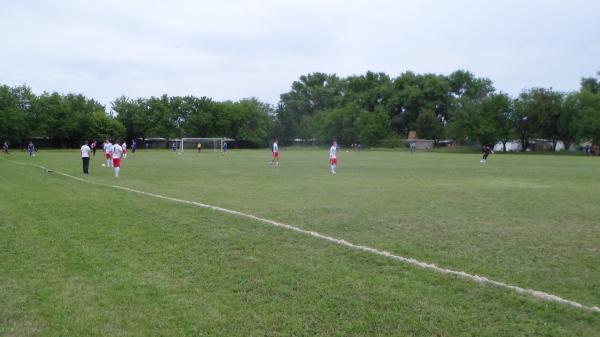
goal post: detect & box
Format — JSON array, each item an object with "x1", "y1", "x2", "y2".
[{"x1": 180, "y1": 138, "x2": 224, "y2": 153}]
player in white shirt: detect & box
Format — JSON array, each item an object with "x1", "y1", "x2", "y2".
[
  {"x1": 329, "y1": 141, "x2": 338, "y2": 174},
  {"x1": 271, "y1": 140, "x2": 279, "y2": 166},
  {"x1": 111, "y1": 141, "x2": 123, "y2": 177},
  {"x1": 81, "y1": 140, "x2": 91, "y2": 175},
  {"x1": 103, "y1": 139, "x2": 113, "y2": 167},
  {"x1": 122, "y1": 141, "x2": 127, "y2": 158}
]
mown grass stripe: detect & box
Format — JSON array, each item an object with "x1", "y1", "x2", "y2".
[{"x1": 5, "y1": 157, "x2": 599, "y2": 314}]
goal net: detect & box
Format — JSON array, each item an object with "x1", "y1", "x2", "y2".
[{"x1": 179, "y1": 138, "x2": 224, "y2": 153}]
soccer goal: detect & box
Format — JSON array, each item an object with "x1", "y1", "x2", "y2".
[{"x1": 179, "y1": 138, "x2": 224, "y2": 153}]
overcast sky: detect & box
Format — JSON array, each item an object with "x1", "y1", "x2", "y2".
[{"x1": 1, "y1": 0, "x2": 599, "y2": 110}]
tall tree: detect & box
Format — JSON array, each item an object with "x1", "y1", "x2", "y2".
[
  {"x1": 390, "y1": 72, "x2": 450, "y2": 135},
  {"x1": 558, "y1": 92, "x2": 583, "y2": 150},
  {"x1": 578, "y1": 89, "x2": 600, "y2": 147},
  {"x1": 278, "y1": 73, "x2": 344, "y2": 142},
  {"x1": 447, "y1": 93, "x2": 512, "y2": 148},
  {"x1": 415, "y1": 108, "x2": 444, "y2": 140},
  {"x1": 0, "y1": 85, "x2": 27, "y2": 146},
  {"x1": 513, "y1": 88, "x2": 562, "y2": 151},
  {"x1": 113, "y1": 96, "x2": 151, "y2": 141},
  {"x1": 183, "y1": 96, "x2": 217, "y2": 137}
]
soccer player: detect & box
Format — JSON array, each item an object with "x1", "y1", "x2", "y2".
[
  {"x1": 271, "y1": 139, "x2": 279, "y2": 166},
  {"x1": 131, "y1": 140, "x2": 137, "y2": 154},
  {"x1": 103, "y1": 139, "x2": 113, "y2": 167},
  {"x1": 410, "y1": 141, "x2": 416, "y2": 154},
  {"x1": 27, "y1": 141, "x2": 35, "y2": 157},
  {"x1": 91, "y1": 140, "x2": 97, "y2": 156},
  {"x1": 81, "y1": 140, "x2": 91, "y2": 175},
  {"x1": 480, "y1": 144, "x2": 493, "y2": 164},
  {"x1": 171, "y1": 142, "x2": 177, "y2": 152},
  {"x1": 2, "y1": 141, "x2": 8, "y2": 155},
  {"x1": 197, "y1": 143, "x2": 202, "y2": 153},
  {"x1": 329, "y1": 141, "x2": 338, "y2": 174},
  {"x1": 222, "y1": 141, "x2": 228, "y2": 155},
  {"x1": 112, "y1": 141, "x2": 123, "y2": 177},
  {"x1": 122, "y1": 141, "x2": 127, "y2": 159}
]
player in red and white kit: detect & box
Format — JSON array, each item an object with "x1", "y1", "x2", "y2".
[
  {"x1": 112, "y1": 141, "x2": 123, "y2": 177},
  {"x1": 103, "y1": 139, "x2": 113, "y2": 167},
  {"x1": 271, "y1": 140, "x2": 279, "y2": 166},
  {"x1": 329, "y1": 141, "x2": 338, "y2": 174}
]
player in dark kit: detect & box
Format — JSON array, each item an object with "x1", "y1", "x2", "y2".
[
  {"x1": 480, "y1": 144, "x2": 493, "y2": 164},
  {"x1": 27, "y1": 141, "x2": 35, "y2": 157}
]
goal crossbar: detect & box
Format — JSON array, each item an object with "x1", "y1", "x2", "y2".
[{"x1": 179, "y1": 138, "x2": 224, "y2": 152}]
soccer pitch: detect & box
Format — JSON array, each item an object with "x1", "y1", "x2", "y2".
[{"x1": 1, "y1": 149, "x2": 599, "y2": 336}]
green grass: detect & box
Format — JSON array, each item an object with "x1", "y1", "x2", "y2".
[{"x1": 1, "y1": 149, "x2": 599, "y2": 336}]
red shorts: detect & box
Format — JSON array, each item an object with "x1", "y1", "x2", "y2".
[
  {"x1": 105, "y1": 153, "x2": 112, "y2": 160},
  {"x1": 273, "y1": 151, "x2": 279, "y2": 159},
  {"x1": 112, "y1": 158, "x2": 121, "y2": 168},
  {"x1": 330, "y1": 158, "x2": 337, "y2": 165}
]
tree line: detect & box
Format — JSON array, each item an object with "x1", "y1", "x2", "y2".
[
  {"x1": 1, "y1": 70, "x2": 599, "y2": 150},
  {"x1": 0, "y1": 88, "x2": 273, "y2": 148},
  {"x1": 275, "y1": 70, "x2": 600, "y2": 151}
]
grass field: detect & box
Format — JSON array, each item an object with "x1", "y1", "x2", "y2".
[{"x1": 1, "y1": 148, "x2": 599, "y2": 336}]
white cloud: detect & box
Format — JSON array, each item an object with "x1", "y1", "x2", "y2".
[{"x1": 1, "y1": 0, "x2": 599, "y2": 109}]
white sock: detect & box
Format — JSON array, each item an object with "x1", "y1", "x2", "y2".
[{"x1": 115, "y1": 167, "x2": 120, "y2": 177}]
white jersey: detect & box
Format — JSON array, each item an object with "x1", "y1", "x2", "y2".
[
  {"x1": 112, "y1": 144, "x2": 123, "y2": 159},
  {"x1": 81, "y1": 145, "x2": 91, "y2": 158},
  {"x1": 329, "y1": 145, "x2": 337, "y2": 159},
  {"x1": 122, "y1": 142, "x2": 127, "y2": 150},
  {"x1": 104, "y1": 142, "x2": 112, "y2": 153},
  {"x1": 272, "y1": 143, "x2": 278, "y2": 152}
]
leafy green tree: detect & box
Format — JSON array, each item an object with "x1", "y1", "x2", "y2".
[
  {"x1": 580, "y1": 73, "x2": 600, "y2": 94},
  {"x1": 232, "y1": 98, "x2": 272, "y2": 147},
  {"x1": 448, "y1": 70, "x2": 495, "y2": 101},
  {"x1": 113, "y1": 96, "x2": 151, "y2": 141},
  {"x1": 491, "y1": 94, "x2": 515, "y2": 152},
  {"x1": 344, "y1": 72, "x2": 393, "y2": 113},
  {"x1": 313, "y1": 105, "x2": 361, "y2": 145},
  {"x1": 355, "y1": 106, "x2": 390, "y2": 146},
  {"x1": 183, "y1": 96, "x2": 217, "y2": 137},
  {"x1": 447, "y1": 97, "x2": 503, "y2": 146},
  {"x1": 416, "y1": 109, "x2": 444, "y2": 140},
  {"x1": 0, "y1": 85, "x2": 27, "y2": 145},
  {"x1": 475, "y1": 94, "x2": 512, "y2": 146},
  {"x1": 278, "y1": 73, "x2": 344, "y2": 142},
  {"x1": 146, "y1": 95, "x2": 178, "y2": 138},
  {"x1": 446, "y1": 71, "x2": 498, "y2": 146},
  {"x1": 578, "y1": 89, "x2": 600, "y2": 146},
  {"x1": 558, "y1": 93, "x2": 583, "y2": 150},
  {"x1": 513, "y1": 88, "x2": 562, "y2": 151},
  {"x1": 389, "y1": 72, "x2": 450, "y2": 135},
  {"x1": 35, "y1": 92, "x2": 70, "y2": 147},
  {"x1": 89, "y1": 110, "x2": 125, "y2": 141},
  {"x1": 535, "y1": 89, "x2": 563, "y2": 150}
]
